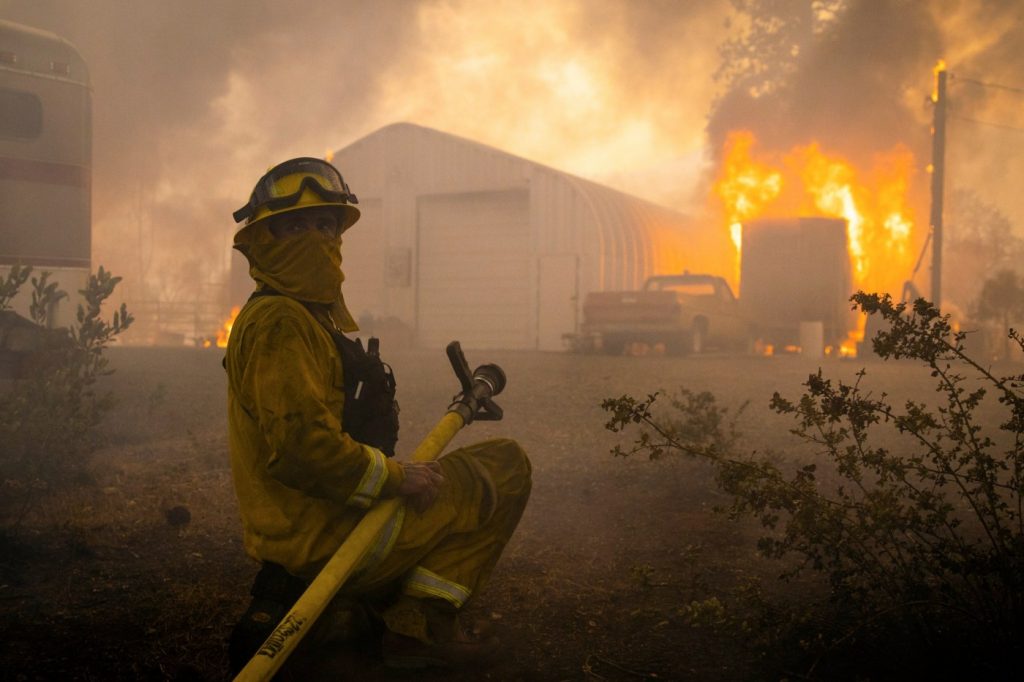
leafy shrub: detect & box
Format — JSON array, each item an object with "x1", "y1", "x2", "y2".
[
  {"x1": 603, "y1": 292, "x2": 1024, "y2": 678},
  {"x1": 0, "y1": 265, "x2": 132, "y2": 527}
]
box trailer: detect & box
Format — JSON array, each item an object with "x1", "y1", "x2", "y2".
[{"x1": 740, "y1": 217, "x2": 854, "y2": 351}]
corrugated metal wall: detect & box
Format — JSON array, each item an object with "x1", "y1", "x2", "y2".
[{"x1": 332, "y1": 123, "x2": 711, "y2": 350}]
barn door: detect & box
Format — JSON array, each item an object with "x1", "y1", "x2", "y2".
[{"x1": 416, "y1": 190, "x2": 532, "y2": 350}]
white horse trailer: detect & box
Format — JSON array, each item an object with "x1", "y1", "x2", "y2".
[{"x1": 0, "y1": 20, "x2": 91, "y2": 328}]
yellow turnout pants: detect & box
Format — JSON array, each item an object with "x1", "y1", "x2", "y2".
[{"x1": 328, "y1": 437, "x2": 531, "y2": 642}]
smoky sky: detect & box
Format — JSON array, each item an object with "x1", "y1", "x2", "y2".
[
  {"x1": 0, "y1": 0, "x2": 725, "y2": 302},
  {"x1": 705, "y1": 0, "x2": 1024, "y2": 237},
  {"x1": 708, "y1": 1, "x2": 939, "y2": 162},
  {"x1": 0, "y1": 0, "x2": 427, "y2": 301},
  {"x1": 1, "y1": 0, "x2": 1021, "y2": 306}
]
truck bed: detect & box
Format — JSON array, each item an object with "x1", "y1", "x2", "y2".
[
  {"x1": 582, "y1": 291, "x2": 682, "y2": 326},
  {"x1": 573, "y1": 273, "x2": 747, "y2": 354}
]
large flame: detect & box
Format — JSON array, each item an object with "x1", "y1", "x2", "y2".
[
  {"x1": 714, "y1": 130, "x2": 917, "y2": 297},
  {"x1": 794, "y1": 142, "x2": 916, "y2": 290},
  {"x1": 713, "y1": 131, "x2": 783, "y2": 279},
  {"x1": 714, "y1": 130, "x2": 919, "y2": 356}
]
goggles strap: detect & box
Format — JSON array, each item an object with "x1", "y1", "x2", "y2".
[{"x1": 232, "y1": 174, "x2": 359, "y2": 223}]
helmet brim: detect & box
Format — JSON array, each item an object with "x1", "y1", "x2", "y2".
[{"x1": 233, "y1": 202, "x2": 361, "y2": 243}]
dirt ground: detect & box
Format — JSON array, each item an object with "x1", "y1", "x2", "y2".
[{"x1": 0, "y1": 344, "x2": 1010, "y2": 680}]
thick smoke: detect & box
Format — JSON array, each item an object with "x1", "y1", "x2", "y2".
[
  {"x1": 0, "y1": 0, "x2": 727, "y2": 314},
  {"x1": 1, "y1": 0, "x2": 1020, "y2": 321},
  {"x1": 1, "y1": 0, "x2": 422, "y2": 306},
  {"x1": 709, "y1": 2, "x2": 941, "y2": 158}
]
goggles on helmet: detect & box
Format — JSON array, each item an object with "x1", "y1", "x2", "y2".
[{"x1": 232, "y1": 157, "x2": 359, "y2": 223}]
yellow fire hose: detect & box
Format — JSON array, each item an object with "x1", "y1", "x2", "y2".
[{"x1": 233, "y1": 342, "x2": 505, "y2": 681}]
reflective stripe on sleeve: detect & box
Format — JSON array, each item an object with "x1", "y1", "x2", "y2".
[
  {"x1": 346, "y1": 445, "x2": 389, "y2": 508},
  {"x1": 403, "y1": 566, "x2": 472, "y2": 608}
]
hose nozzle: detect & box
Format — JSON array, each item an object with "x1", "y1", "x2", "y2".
[{"x1": 445, "y1": 342, "x2": 506, "y2": 423}]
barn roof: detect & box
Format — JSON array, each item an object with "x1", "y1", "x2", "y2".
[
  {"x1": 339, "y1": 121, "x2": 685, "y2": 221},
  {"x1": 334, "y1": 122, "x2": 712, "y2": 289}
]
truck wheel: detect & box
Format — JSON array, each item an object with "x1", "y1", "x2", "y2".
[
  {"x1": 602, "y1": 335, "x2": 627, "y2": 355},
  {"x1": 665, "y1": 335, "x2": 688, "y2": 356}
]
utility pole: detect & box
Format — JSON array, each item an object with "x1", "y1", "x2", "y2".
[{"x1": 929, "y1": 62, "x2": 947, "y2": 307}]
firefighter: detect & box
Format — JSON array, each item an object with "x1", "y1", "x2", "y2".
[{"x1": 224, "y1": 157, "x2": 531, "y2": 671}]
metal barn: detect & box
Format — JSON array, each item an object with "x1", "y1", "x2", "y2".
[{"x1": 234, "y1": 122, "x2": 719, "y2": 351}]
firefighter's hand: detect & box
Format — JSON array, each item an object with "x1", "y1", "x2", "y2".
[{"x1": 398, "y1": 461, "x2": 445, "y2": 513}]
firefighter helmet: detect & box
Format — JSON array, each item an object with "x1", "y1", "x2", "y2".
[{"x1": 232, "y1": 157, "x2": 360, "y2": 233}]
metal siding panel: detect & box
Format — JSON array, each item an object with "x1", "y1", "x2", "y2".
[{"x1": 340, "y1": 198, "x2": 385, "y2": 321}]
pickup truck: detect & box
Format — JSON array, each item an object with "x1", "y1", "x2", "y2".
[{"x1": 574, "y1": 273, "x2": 749, "y2": 355}]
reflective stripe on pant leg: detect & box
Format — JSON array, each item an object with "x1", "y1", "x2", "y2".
[
  {"x1": 352, "y1": 504, "x2": 406, "y2": 580},
  {"x1": 403, "y1": 566, "x2": 472, "y2": 608}
]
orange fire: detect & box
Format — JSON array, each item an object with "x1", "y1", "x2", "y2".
[
  {"x1": 714, "y1": 130, "x2": 920, "y2": 357},
  {"x1": 715, "y1": 130, "x2": 917, "y2": 294},
  {"x1": 792, "y1": 142, "x2": 916, "y2": 290},
  {"x1": 216, "y1": 306, "x2": 240, "y2": 349},
  {"x1": 713, "y1": 131, "x2": 783, "y2": 276}
]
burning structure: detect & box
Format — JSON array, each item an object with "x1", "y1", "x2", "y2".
[{"x1": 714, "y1": 128, "x2": 925, "y2": 355}]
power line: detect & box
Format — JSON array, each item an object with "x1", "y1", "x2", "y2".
[
  {"x1": 951, "y1": 113, "x2": 1024, "y2": 134},
  {"x1": 950, "y1": 74, "x2": 1024, "y2": 96}
]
